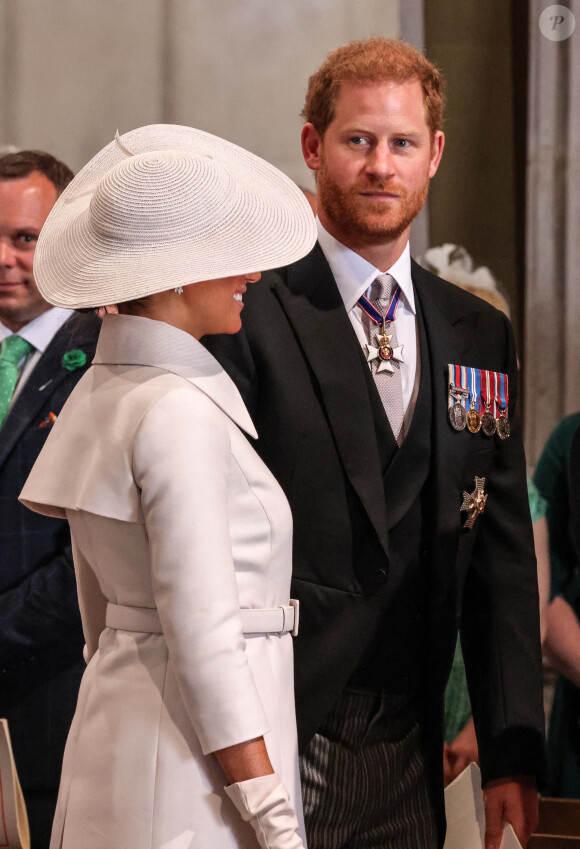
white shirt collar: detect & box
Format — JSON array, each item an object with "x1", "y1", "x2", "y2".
[
  {"x1": 316, "y1": 217, "x2": 415, "y2": 314},
  {"x1": 0, "y1": 307, "x2": 73, "y2": 352}
]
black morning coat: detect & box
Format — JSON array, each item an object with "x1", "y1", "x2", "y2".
[
  {"x1": 205, "y1": 244, "x2": 546, "y2": 844},
  {"x1": 570, "y1": 426, "x2": 580, "y2": 565},
  {"x1": 0, "y1": 313, "x2": 100, "y2": 846}
]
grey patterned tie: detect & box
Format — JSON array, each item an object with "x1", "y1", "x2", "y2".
[{"x1": 363, "y1": 273, "x2": 405, "y2": 445}]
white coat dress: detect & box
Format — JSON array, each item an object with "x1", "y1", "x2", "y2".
[{"x1": 20, "y1": 314, "x2": 305, "y2": 849}]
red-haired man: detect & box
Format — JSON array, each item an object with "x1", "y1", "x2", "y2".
[{"x1": 207, "y1": 37, "x2": 544, "y2": 849}]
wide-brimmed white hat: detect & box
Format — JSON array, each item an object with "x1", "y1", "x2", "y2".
[{"x1": 34, "y1": 124, "x2": 317, "y2": 308}]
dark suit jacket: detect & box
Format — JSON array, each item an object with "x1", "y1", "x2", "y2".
[
  {"x1": 205, "y1": 245, "x2": 546, "y2": 838},
  {"x1": 569, "y1": 426, "x2": 580, "y2": 565},
  {"x1": 0, "y1": 313, "x2": 100, "y2": 842}
]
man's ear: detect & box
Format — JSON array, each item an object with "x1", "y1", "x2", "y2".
[
  {"x1": 301, "y1": 123, "x2": 322, "y2": 172},
  {"x1": 428, "y1": 130, "x2": 445, "y2": 179}
]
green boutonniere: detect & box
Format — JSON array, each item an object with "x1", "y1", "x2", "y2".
[{"x1": 61, "y1": 349, "x2": 87, "y2": 371}]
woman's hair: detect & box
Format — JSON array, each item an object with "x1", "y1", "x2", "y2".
[
  {"x1": 77, "y1": 297, "x2": 153, "y2": 317},
  {"x1": 302, "y1": 37, "x2": 445, "y2": 139},
  {"x1": 117, "y1": 296, "x2": 154, "y2": 314}
]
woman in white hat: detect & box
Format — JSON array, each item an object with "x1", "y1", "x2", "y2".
[{"x1": 20, "y1": 125, "x2": 317, "y2": 849}]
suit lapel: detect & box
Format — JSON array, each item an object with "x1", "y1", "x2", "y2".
[
  {"x1": 412, "y1": 261, "x2": 482, "y2": 600},
  {"x1": 275, "y1": 246, "x2": 389, "y2": 556},
  {"x1": 271, "y1": 254, "x2": 485, "y2": 563},
  {"x1": 0, "y1": 317, "x2": 99, "y2": 471}
]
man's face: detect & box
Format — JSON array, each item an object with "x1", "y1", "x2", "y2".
[
  {"x1": 302, "y1": 80, "x2": 444, "y2": 248},
  {"x1": 0, "y1": 172, "x2": 57, "y2": 332}
]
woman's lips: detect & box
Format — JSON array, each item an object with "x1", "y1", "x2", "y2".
[{"x1": 233, "y1": 285, "x2": 247, "y2": 303}]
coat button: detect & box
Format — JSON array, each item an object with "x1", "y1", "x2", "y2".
[{"x1": 374, "y1": 568, "x2": 388, "y2": 584}]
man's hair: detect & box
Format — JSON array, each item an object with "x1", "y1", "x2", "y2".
[
  {"x1": 302, "y1": 37, "x2": 445, "y2": 138},
  {"x1": 0, "y1": 150, "x2": 73, "y2": 196}
]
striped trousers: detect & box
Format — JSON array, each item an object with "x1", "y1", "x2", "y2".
[{"x1": 300, "y1": 688, "x2": 438, "y2": 849}]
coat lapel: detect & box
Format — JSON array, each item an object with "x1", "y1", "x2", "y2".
[
  {"x1": 275, "y1": 245, "x2": 389, "y2": 556},
  {"x1": 0, "y1": 316, "x2": 99, "y2": 471},
  {"x1": 94, "y1": 314, "x2": 258, "y2": 439}
]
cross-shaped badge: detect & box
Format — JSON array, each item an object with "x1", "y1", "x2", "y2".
[
  {"x1": 461, "y1": 476, "x2": 488, "y2": 529},
  {"x1": 365, "y1": 320, "x2": 404, "y2": 374}
]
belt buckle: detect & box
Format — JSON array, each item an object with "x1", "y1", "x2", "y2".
[{"x1": 289, "y1": 599, "x2": 299, "y2": 637}]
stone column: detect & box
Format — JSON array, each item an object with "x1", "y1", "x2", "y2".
[{"x1": 524, "y1": 1, "x2": 580, "y2": 464}]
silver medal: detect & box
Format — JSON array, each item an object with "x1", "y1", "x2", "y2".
[{"x1": 449, "y1": 402, "x2": 467, "y2": 431}]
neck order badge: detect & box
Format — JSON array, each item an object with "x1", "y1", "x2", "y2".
[
  {"x1": 358, "y1": 282, "x2": 404, "y2": 374},
  {"x1": 359, "y1": 274, "x2": 405, "y2": 445}
]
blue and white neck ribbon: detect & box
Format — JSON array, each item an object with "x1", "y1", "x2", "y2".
[{"x1": 357, "y1": 284, "x2": 402, "y2": 326}]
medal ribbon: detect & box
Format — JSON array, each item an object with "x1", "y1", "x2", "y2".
[
  {"x1": 480, "y1": 369, "x2": 491, "y2": 410},
  {"x1": 499, "y1": 372, "x2": 509, "y2": 416},
  {"x1": 469, "y1": 367, "x2": 480, "y2": 411},
  {"x1": 450, "y1": 364, "x2": 469, "y2": 409},
  {"x1": 358, "y1": 284, "x2": 402, "y2": 326},
  {"x1": 480, "y1": 369, "x2": 493, "y2": 414},
  {"x1": 448, "y1": 364, "x2": 456, "y2": 409}
]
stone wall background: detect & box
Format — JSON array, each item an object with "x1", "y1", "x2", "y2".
[{"x1": 0, "y1": 0, "x2": 399, "y2": 186}]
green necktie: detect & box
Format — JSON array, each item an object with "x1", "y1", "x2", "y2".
[{"x1": 0, "y1": 335, "x2": 34, "y2": 428}]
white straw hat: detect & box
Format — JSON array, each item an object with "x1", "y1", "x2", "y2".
[{"x1": 34, "y1": 124, "x2": 317, "y2": 308}]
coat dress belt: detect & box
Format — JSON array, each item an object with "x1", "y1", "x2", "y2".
[{"x1": 105, "y1": 600, "x2": 300, "y2": 637}]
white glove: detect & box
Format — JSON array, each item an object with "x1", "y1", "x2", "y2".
[{"x1": 224, "y1": 773, "x2": 305, "y2": 849}]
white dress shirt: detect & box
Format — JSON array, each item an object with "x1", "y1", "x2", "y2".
[
  {"x1": 0, "y1": 307, "x2": 72, "y2": 406},
  {"x1": 316, "y1": 218, "x2": 419, "y2": 434}
]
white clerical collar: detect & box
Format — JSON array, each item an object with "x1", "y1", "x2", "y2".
[
  {"x1": 316, "y1": 217, "x2": 415, "y2": 314},
  {"x1": 0, "y1": 306, "x2": 72, "y2": 352}
]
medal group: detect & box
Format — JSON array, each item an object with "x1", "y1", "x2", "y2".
[{"x1": 447, "y1": 364, "x2": 510, "y2": 440}]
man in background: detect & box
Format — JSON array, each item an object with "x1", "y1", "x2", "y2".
[
  {"x1": 0, "y1": 150, "x2": 99, "y2": 847},
  {"x1": 206, "y1": 38, "x2": 545, "y2": 849}
]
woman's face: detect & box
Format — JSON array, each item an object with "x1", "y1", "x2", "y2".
[{"x1": 181, "y1": 272, "x2": 261, "y2": 339}]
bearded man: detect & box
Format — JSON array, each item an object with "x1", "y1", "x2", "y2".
[{"x1": 205, "y1": 37, "x2": 545, "y2": 849}]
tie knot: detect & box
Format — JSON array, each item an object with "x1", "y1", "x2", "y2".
[
  {"x1": 0, "y1": 334, "x2": 34, "y2": 365},
  {"x1": 372, "y1": 273, "x2": 395, "y2": 308}
]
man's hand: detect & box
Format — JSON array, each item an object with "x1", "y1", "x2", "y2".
[
  {"x1": 483, "y1": 776, "x2": 538, "y2": 849},
  {"x1": 443, "y1": 716, "x2": 479, "y2": 786}
]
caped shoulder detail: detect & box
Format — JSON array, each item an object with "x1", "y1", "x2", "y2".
[{"x1": 19, "y1": 366, "x2": 242, "y2": 522}]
